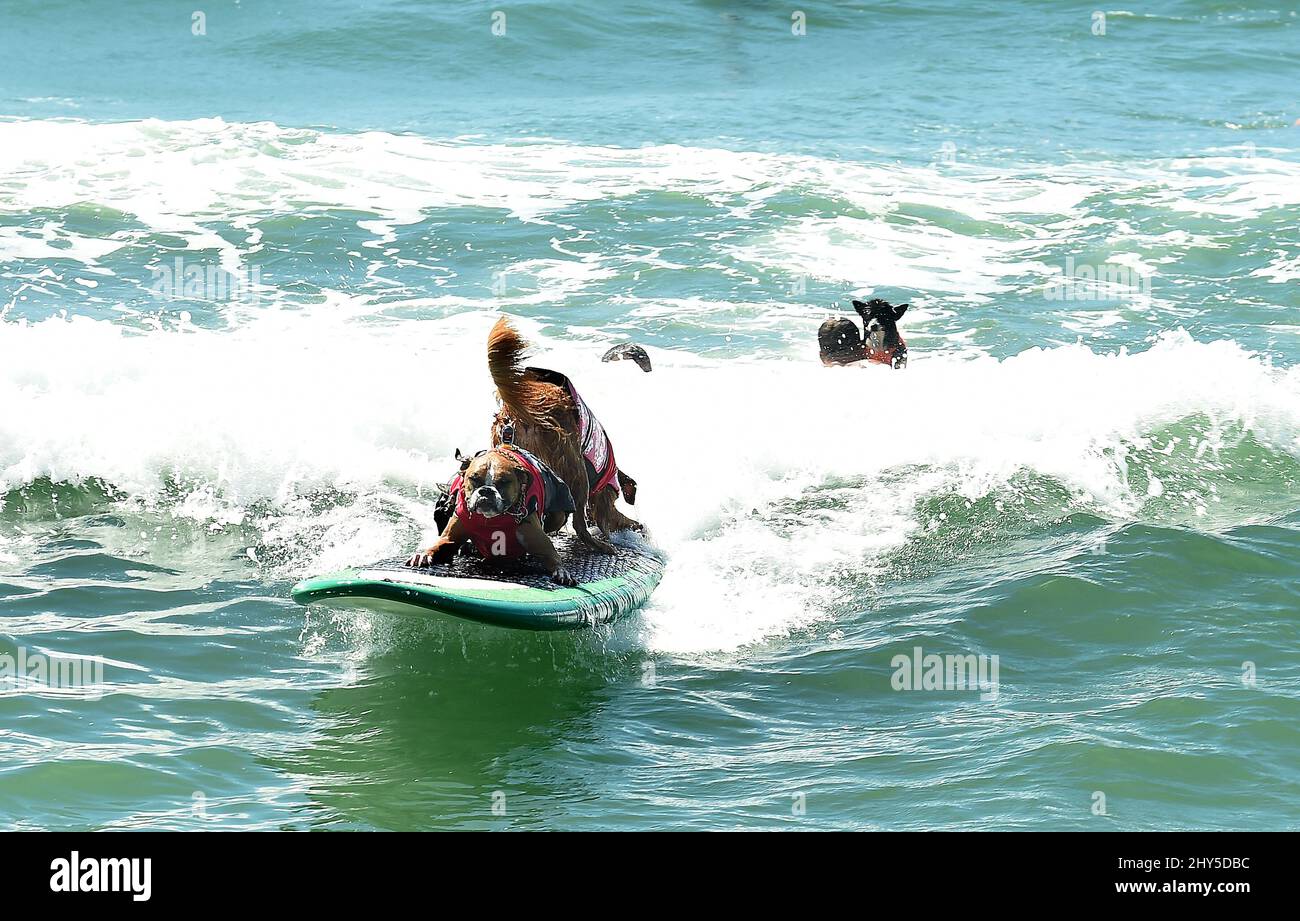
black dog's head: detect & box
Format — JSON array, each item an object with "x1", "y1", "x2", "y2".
[
  {"x1": 818, "y1": 299, "x2": 909, "y2": 368},
  {"x1": 852, "y1": 299, "x2": 908, "y2": 369}
]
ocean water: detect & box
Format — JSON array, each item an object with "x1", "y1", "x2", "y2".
[{"x1": 2, "y1": 0, "x2": 1299, "y2": 830}]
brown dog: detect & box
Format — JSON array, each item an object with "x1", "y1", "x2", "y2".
[
  {"x1": 405, "y1": 445, "x2": 579, "y2": 585},
  {"x1": 487, "y1": 317, "x2": 641, "y2": 554}
]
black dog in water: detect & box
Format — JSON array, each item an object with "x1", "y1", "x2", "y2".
[{"x1": 818, "y1": 299, "x2": 908, "y2": 369}]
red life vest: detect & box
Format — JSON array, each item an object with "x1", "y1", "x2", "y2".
[
  {"x1": 863, "y1": 331, "x2": 907, "y2": 366},
  {"x1": 451, "y1": 446, "x2": 552, "y2": 559}
]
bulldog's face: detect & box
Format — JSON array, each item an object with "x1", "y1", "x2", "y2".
[{"x1": 462, "y1": 449, "x2": 528, "y2": 518}]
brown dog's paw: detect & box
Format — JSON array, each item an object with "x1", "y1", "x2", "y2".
[{"x1": 551, "y1": 566, "x2": 578, "y2": 587}]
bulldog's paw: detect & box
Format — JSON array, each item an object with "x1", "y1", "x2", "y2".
[
  {"x1": 551, "y1": 566, "x2": 578, "y2": 587},
  {"x1": 405, "y1": 550, "x2": 433, "y2": 568},
  {"x1": 406, "y1": 544, "x2": 449, "y2": 568}
]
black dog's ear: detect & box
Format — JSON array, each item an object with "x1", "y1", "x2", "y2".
[
  {"x1": 853, "y1": 298, "x2": 895, "y2": 316},
  {"x1": 455, "y1": 448, "x2": 472, "y2": 471},
  {"x1": 892, "y1": 303, "x2": 908, "y2": 321}
]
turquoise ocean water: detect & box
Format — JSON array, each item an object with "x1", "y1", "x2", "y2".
[{"x1": 2, "y1": 0, "x2": 1299, "y2": 829}]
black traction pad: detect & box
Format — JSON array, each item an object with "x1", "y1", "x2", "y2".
[{"x1": 396, "y1": 532, "x2": 663, "y2": 589}]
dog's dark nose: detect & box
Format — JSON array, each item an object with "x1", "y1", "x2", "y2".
[{"x1": 471, "y1": 485, "x2": 502, "y2": 513}]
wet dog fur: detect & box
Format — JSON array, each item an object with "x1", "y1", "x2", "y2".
[{"x1": 487, "y1": 317, "x2": 642, "y2": 554}]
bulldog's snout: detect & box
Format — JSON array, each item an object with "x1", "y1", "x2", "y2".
[{"x1": 469, "y1": 485, "x2": 504, "y2": 515}]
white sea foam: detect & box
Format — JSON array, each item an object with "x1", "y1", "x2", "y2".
[
  {"x1": 3, "y1": 117, "x2": 1297, "y2": 307},
  {"x1": 5, "y1": 117, "x2": 1300, "y2": 651},
  {"x1": 1252, "y1": 254, "x2": 1300, "y2": 284},
  {"x1": 733, "y1": 214, "x2": 1049, "y2": 299},
  {"x1": 4, "y1": 311, "x2": 1300, "y2": 652}
]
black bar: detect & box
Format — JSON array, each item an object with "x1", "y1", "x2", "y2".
[{"x1": 1, "y1": 831, "x2": 1281, "y2": 907}]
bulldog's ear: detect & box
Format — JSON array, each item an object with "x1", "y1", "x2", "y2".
[{"x1": 892, "y1": 303, "x2": 908, "y2": 321}]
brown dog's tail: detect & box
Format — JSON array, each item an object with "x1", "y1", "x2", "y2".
[{"x1": 487, "y1": 316, "x2": 567, "y2": 432}]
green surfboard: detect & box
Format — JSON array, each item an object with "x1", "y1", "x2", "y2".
[{"x1": 291, "y1": 534, "x2": 664, "y2": 630}]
